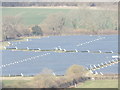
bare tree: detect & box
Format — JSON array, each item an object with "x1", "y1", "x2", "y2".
[
  {"x1": 42, "y1": 12, "x2": 66, "y2": 35},
  {"x1": 2, "y1": 16, "x2": 30, "y2": 40}
]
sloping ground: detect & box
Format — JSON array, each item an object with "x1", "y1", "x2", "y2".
[{"x1": 2, "y1": 7, "x2": 70, "y2": 25}]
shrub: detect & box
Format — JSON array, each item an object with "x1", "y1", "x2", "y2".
[
  {"x1": 31, "y1": 68, "x2": 58, "y2": 88},
  {"x1": 32, "y1": 25, "x2": 43, "y2": 36},
  {"x1": 65, "y1": 64, "x2": 87, "y2": 77}
]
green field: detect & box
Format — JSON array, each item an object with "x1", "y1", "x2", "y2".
[
  {"x1": 2, "y1": 7, "x2": 117, "y2": 30},
  {"x1": 2, "y1": 7, "x2": 71, "y2": 26},
  {"x1": 3, "y1": 80, "x2": 30, "y2": 88},
  {"x1": 77, "y1": 80, "x2": 118, "y2": 88},
  {"x1": 3, "y1": 79, "x2": 118, "y2": 88}
]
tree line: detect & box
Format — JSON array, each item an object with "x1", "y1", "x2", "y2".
[
  {"x1": 41, "y1": 9, "x2": 117, "y2": 35},
  {"x1": 2, "y1": 7, "x2": 117, "y2": 41},
  {"x1": 2, "y1": 16, "x2": 43, "y2": 41}
]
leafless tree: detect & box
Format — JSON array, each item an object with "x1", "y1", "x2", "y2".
[
  {"x1": 42, "y1": 12, "x2": 66, "y2": 35},
  {"x1": 2, "y1": 16, "x2": 30, "y2": 40}
]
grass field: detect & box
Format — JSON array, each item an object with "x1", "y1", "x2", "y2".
[
  {"x1": 77, "y1": 80, "x2": 118, "y2": 88},
  {"x1": 2, "y1": 7, "x2": 71, "y2": 25},
  {"x1": 3, "y1": 80, "x2": 30, "y2": 88},
  {"x1": 3, "y1": 80, "x2": 29, "y2": 85},
  {"x1": 2, "y1": 78, "x2": 118, "y2": 88},
  {"x1": 2, "y1": 76, "x2": 33, "y2": 88},
  {"x1": 2, "y1": 7, "x2": 117, "y2": 28}
]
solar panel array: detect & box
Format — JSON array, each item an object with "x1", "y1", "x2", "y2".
[{"x1": 2, "y1": 35, "x2": 118, "y2": 76}]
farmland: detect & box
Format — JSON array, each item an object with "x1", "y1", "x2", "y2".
[
  {"x1": 2, "y1": 77, "x2": 118, "y2": 88},
  {"x1": 2, "y1": 7, "x2": 117, "y2": 27},
  {"x1": 77, "y1": 79, "x2": 118, "y2": 88},
  {"x1": 2, "y1": 7, "x2": 71, "y2": 25},
  {"x1": 2, "y1": 7, "x2": 117, "y2": 41}
]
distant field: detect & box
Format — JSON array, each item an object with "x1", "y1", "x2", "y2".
[
  {"x1": 2, "y1": 7, "x2": 117, "y2": 27},
  {"x1": 2, "y1": 7, "x2": 117, "y2": 36},
  {"x1": 2, "y1": 7, "x2": 71, "y2": 26},
  {"x1": 77, "y1": 80, "x2": 118, "y2": 88}
]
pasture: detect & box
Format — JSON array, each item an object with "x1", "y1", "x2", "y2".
[
  {"x1": 2, "y1": 77, "x2": 118, "y2": 88},
  {"x1": 2, "y1": 7, "x2": 71, "y2": 25},
  {"x1": 2, "y1": 7, "x2": 117, "y2": 29},
  {"x1": 77, "y1": 79, "x2": 118, "y2": 88}
]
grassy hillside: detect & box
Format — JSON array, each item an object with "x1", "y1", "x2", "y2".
[
  {"x1": 2, "y1": 7, "x2": 117, "y2": 30},
  {"x1": 2, "y1": 7, "x2": 71, "y2": 26},
  {"x1": 2, "y1": 7, "x2": 117, "y2": 41}
]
